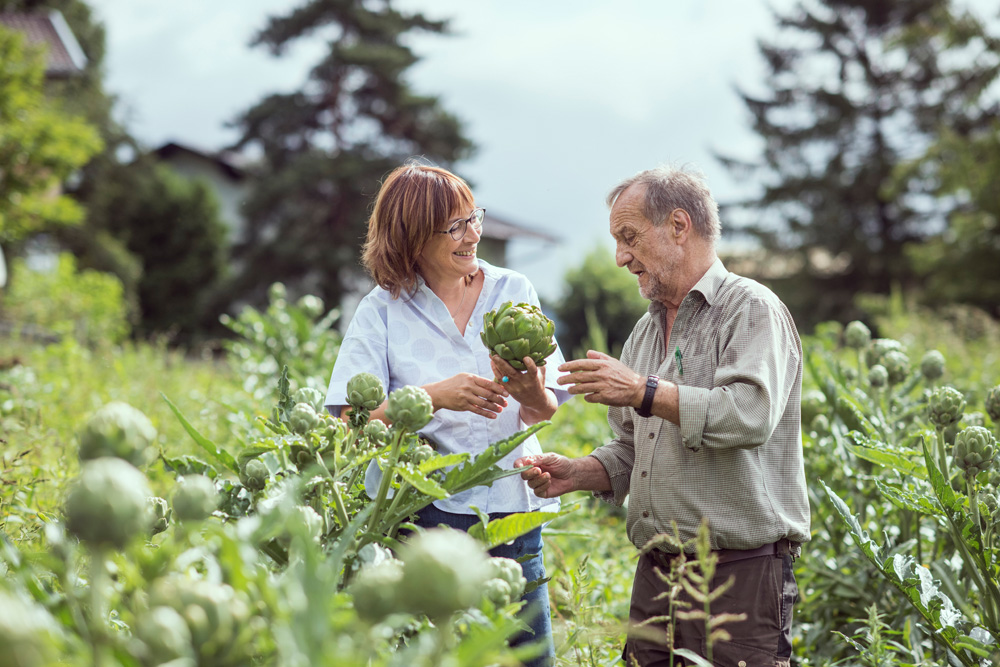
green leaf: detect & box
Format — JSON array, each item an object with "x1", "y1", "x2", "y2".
[
  {"x1": 418, "y1": 452, "x2": 468, "y2": 474},
  {"x1": 160, "y1": 454, "x2": 218, "y2": 479},
  {"x1": 953, "y1": 633, "x2": 993, "y2": 658},
  {"x1": 846, "y1": 437, "x2": 927, "y2": 478},
  {"x1": 672, "y1": 648, "x2": 715, "y2": 667},
  {"x1": 920, "y1": 435, "x2": 962, "y2": 513},
  {"x1": 236, "y1": 442, "x2": 279, "y2": 467},
  {"x1": 468, "y1": 504, "x2": 577, "y2": 550},
  {"x1": 161, "y1": 393, "x2": 239, "y2": 474},
  {"x1": 396, "y1": 466, "x2": 448, "y2": 500},
  {"x1": 874, "y1": 480, "x2": 944, "y2": 517},
  {"x1": 441, "y1": 422, "x2": 549, "y2": 496}
]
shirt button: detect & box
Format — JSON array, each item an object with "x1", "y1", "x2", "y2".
[
  {"x1": 738, "y1": 662, "x2": 747, "y2": 667},
  {"x1": 641, "y1": 471, "x2": 648, "y2": 477},
  {"x1": 648, "y1": 432, "x2": 655, "y2": 439},
  {"x1": 642, "y1": 510, "x2": 649, "y2": 518}
]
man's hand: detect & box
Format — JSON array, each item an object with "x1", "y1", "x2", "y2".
[
  {"x1": 557, "y1": 350, "x2": 645, "y2": 408},
  {"x1": 514, "y1": 453, "x2": 577, "y2": 498}
]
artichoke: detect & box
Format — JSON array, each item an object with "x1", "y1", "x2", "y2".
[
  {"x1": 405, "y1": 442, "x2": 435, "y2": 465},
  {"x1": 882, "y1": 350, "x2": 910, "y2": 386},
  {"x1": 928, "y1": 386, "x2": 967, "y2": 429},
  {"x1": 65, "y1": 457, "x2": 152, "y2": 550},
  {"x1": 920, "y1": 350, "x2": 946, "y2": 381},
  {"x1": 868, "y1": 364, "x2": 888, "y2": 389},
  {"x1": 385, "y1": 385, "x2": 433, "y2": 432},
  {"x1": 364, "y1": 419, "x2": 389, "y2": 446},
  {"x1": 239, "y1": 459, "x2": 269, "y2": 492},
  {"x1": 346, "y1": 372, "x2": 386, "y2": 411},
  {"x1": 844, "y1": 320, "x2": 871, "y2": 350},
  {"x1": 172, "y1": 475, "x2": 218, "y2": 522},
  {"x1": 289, "y1": 402, "x2": 321, "y2": 435},
  {"x1": 150, "y1": 576, "x2": 252, "y2": 666},
  {"x1": 350, "y1": 558, "x2": 405, "y2": 623},
  {"x1": 953, "y1": 426, "x2": 997, "y2": 480},
  {"x1": 397, "y1": 528, "x2": 491, "y2": 620},
  {"x1": 986, "y1": 385, "x2": 1000, "y2": 423},
  {"x1": 0, "y1": 592, "x2": 59, "y2": 667},
  {"x1": 134, "y1": 606, "x2": 194, "y2": 665},
  {"x1": 482, "y1": 578, "x2": 514, "y2": 607},
  {"x1": 480, "y1": 301, "x2": 557, "y2": 371},
  {"x1": 486, "y1": 556, "x2": 526, "y2": 600},
  {"x1": 865, "y1": 338, "x2": 903, "y2": 369},
  {"x1": 147, "y1": 496, "x2": 171, "y2": 535},
  {"x1": 78, "y1": 401, "x2": 157, "y2": 467},
  {"x1": 292, "y1": 386, "x2": 325, "y2": 412}
]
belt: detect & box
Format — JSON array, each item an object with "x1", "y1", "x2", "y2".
[{"x1": 648, "y1": 538, "x2": 798, "y2": 569}]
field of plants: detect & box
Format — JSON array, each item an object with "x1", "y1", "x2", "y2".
[{"x1": 3, "y1": 258, "x2": 1000, "y2": 666}]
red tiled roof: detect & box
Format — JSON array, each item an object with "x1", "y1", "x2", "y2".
[{"x1": 0, "y1": 10, "x2": 87, "y2": 77}]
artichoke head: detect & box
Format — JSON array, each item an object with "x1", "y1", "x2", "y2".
[
  {"x1": 882, "y1": 349, "x2": 910, "y2": 385},
  {"x1": 480, "y1": 301, "x2": 557, "y2": 371},
  {"x1": 65, "y1": 457, "x2": 152, "y2": 550},
  {"x1": 397, "y1": 528, "x2": 490, "y2": 621},
  {"x1": 952, "y1": 426, "x2": 998, "y2": 480},
  {"x1": 385, "y1": 385, "x2": 433, "y2": 432},
  {"x1": 865, "y1": 338, "x2": 903, "y2": 369},
  {"x1": 928, "y1": 386, "x2": 967, "y2": 429},
  {"x1": 986, "y1": 385, "x2": 1000, "y2": 423},
  {"x1": 844, "y1": 320, "x2": 871, "y2": 350},
  {"x1": 172, "y1": 475, "x2": 218, "y2": 523},
  {"x1": 346, "y1": 372, "x2": 386, "y2": 411},
  {"x1": 920, "y1": 350, "x2": 946, "y2": 381},
  {"x1": 78, "y1": 401, "x2": 157, "y2": 467}
]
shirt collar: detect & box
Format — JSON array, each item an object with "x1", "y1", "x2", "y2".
[{"x1": 647, "y1": 257, "x2": 729, "y2": 316}]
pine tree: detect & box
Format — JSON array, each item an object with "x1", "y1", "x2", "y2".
[
  {"x1": 221, "y1": 0, "x2": 474, "y2": 311},
  {"x1": 719, "y1": 0, "x2": 1000, "y2": 326}
]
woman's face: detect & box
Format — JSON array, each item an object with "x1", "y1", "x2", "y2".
[{"x1": 417, "y1": 206, "x2": 483, "y2": 283}]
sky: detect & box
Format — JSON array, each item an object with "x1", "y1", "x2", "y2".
[{"x1": 86, "y1": 0, "x2": 789, "y2": 302}]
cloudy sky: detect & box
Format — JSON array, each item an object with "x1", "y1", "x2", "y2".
[{"x1": 86, "y1": 0, "x2": 792, "y2": 301}]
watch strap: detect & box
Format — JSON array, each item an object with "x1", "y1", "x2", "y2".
[{"x1": 637, "y1": 375, "x2": 659, "y2": 418}]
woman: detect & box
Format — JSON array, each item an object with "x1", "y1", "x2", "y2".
[{"x1": 324, "y1": 161, "x2": 569, "y2": 665}]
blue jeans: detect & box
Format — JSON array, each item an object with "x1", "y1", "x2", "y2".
[{"x1": 413, "y1": 504, "x2": 554, "y2": 667}]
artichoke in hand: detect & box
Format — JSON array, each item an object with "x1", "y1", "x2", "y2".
[{"x1": 480, "y1": 301, "x2": 557, "y2": 371}]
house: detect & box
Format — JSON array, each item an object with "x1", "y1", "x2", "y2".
[
  {"x1": 0, "y1": 10, "x2": 87, "y2": 77},
  {"x1": 0, "y1": 10, "x2": 87, "y2": 288}
]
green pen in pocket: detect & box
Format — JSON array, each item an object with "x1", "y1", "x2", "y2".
[{"x1": 675, "y1": 346, "x2": 683, "y2": 377}]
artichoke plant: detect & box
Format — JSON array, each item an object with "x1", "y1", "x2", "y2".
[
  {"x1": 928, "y1": 386, "x2": 967, "y2": 429},
  {"x1": 385, "y1": 385, "x2": 433, "y2": 432},
  {"x1": 397, "y1": 528, "x2": 490, "y2": 621},
  {"x1": 289, "y1": 402, "x2": 321, "y2": 435},
  {"x1": 844, "y1": 320, "x2": 871, "y2": 350},
  {"x1": 172, "y1": 475, "x2": 218, "y2": 522},
  {"x1": 239, "y1": 459, "x2": 269, "y2": 492},
  {"x1": 868, "y1": 364, "x2": 888, "y2": 389},
  {"x1": 147, "y1": 496, "x2": 171, "y2": 535},
  {"x1": 480, "y1": 301, "x2": 557, "y2": 371},
  {"x1": 78, "y1": 401, "x2": 157, "y2": 467},
  {"x1": 350, "y1": 559, "x2": 405, "y2": 623},
  {"x1": 346, "y1": 372, "x2": 386, "y2": 411},
  {"x1": 882, "y1": 349, "x2": 910, "y2": 386},
  {"x1": 953, "y1": 426, "x2": 998, "y2": 481},
  {"x1": 865, "y1": 338, "x2": 903, "y2": 369},
  {"x1": 920, "y1": 350, "x2": 946, "y2": 381},
  {"x1": 65, "y1": 457, "x2": 152, "y2": 550},
  {"x1": 986, "y1": 385, "x2": 1000, "y2": 423}
]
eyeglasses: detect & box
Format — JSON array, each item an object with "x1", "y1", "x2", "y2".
[{"x1": 435, "y1": 208, "x2": 485, "y2": 241}]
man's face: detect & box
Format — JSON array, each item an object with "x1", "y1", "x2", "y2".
[{"x1": 610, "y1": 185, "x2": 682, "y2": 304}]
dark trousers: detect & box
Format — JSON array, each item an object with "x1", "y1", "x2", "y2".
[{"x1": 624, "y1": 548, "x2": 798, "y2": 667}]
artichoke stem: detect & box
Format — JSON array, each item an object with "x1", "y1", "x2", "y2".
[{"x1": 369, "y1": 428, "x2": 406, "y2": 533}]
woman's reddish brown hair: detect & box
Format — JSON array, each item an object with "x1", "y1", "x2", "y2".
[{"x1": 362, "y1": 162, "x2": 475, "y2": 298}]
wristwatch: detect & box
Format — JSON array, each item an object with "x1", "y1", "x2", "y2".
[{"x1": 637, "y1": 375, "x2": 659, "y2": 418}]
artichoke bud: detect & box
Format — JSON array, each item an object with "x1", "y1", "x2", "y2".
[
  {"x1": 289, "y1": 443, "x2": 314, "y2": 471},
  {"x1": 345, "y1": 372, "x2": 386, "y2": 411},
  {"x1": 135, "y1": 606, "x2": 194, "y2": 664},
  {"x1": 953, "y1": 426, "x2": 998, "y2": 480},
  {"x1": 865, "y1": 338, "x2": 903, "y2": 369},
  {"x1": 868, "y1": 365, "x2": 888, "y2": 389},
  {"x1": 172, "y1": 475, "x2": 218, "y2": 523},
  {"x1": 239, "y1": 459, "x2": 269, "y2": 492},
  {"x1": 486, "y1": 557, "x2": 526, "y2": 600},
  {"x1": 844, "y1": 320, "x2": 871, "y2": 350},
  {"x1": 986, "y1": 385, "x2": 1000, "y2": 423},
  {"x1": 364, "y1": 418, "x2": 388, "y2": 444},
  {"x1": 920, "y1": 350, "x2": 946, "y2": 381},
  {"x1": 147, "y1": 496, "x2": 171, "y2": 536},
  {"x1": 292, "y1": 386, "x2": 325, "y2": 412},
  {"x1": 928, "y1": 386, "x2": 967, "y2": 429},
  {"x1": 385, "y1": 386, "x2": 433, "y2": 432},
  {"x1": 397, "y1": 528, "x2": 491, "y2": 620},
  {"x1": 406, "y1": 443, "x2": 435, "y2": 465},
  {"x1": 883, "y1": 350, "x2": 910, "y2": 385},
  {"x1": 289, "y1": 402, "x2": 321, "y2": 435},
  {"x1": 351, "y1": 559, "x2": 405, "y2": 623},
  {"x1": 79, "y1": 401, "x2": 157, "y2": 467},
  {"x1": 481, "y1": 301, "x2": 557, "y2": 370},
  {"x1": 482, "y1": 578, "x2": 513, "y2": 607},
  {"x1": 66, "y1": 457, "x2": 152, "y2": 550}
]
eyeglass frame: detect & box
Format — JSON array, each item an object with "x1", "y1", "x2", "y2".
[{"x1": 434, "y1": 207, "x2": 485, "y2": 241}]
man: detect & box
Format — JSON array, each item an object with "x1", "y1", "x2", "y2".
[{"x1": 515, "y1": 166, "x2": 810, "y2": 666}]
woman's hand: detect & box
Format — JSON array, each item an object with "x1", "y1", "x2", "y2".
[
  {"x1": 490, "y1": 355, "x2": 557, "y2": 424},
  {"x1": 424, "y1": 373, "x2": 509, "y2": 419}
]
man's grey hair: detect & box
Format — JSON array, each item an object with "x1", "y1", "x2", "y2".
[{"x1": 606, "y1": 165, "x2": 721, "y2": 243}]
